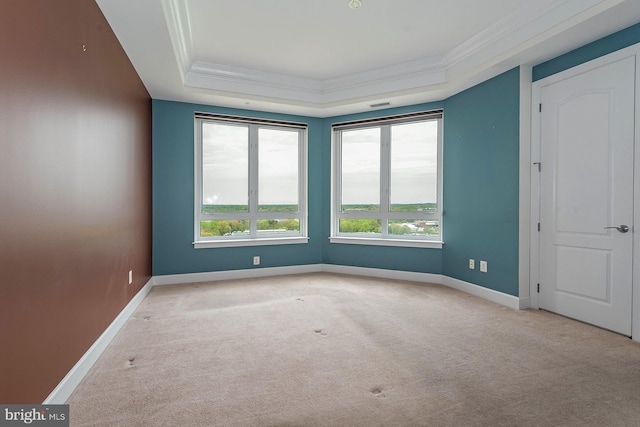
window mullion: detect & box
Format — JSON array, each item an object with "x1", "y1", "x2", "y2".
[
  {"x1": 248, "y1": 125, "x2": 260, "y2": 237},
  {"x1": 437, "y1": 117, "x2": 443, "y2": 218},
  {"x1": 333, "y1": 131, "x2": 343, "y2": 234},
  {"x1": 194, "y1": 119, "x2": 204, "y2": 239},
  {"x1": 380, "y1": 125, "x2": 391, "y2": 238},
  {"x1": 298, "y1": 130, "x2": 307, "y2": 235}
]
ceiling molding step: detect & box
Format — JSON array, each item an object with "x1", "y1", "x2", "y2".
[
  {"x1": 186, "y1": 62, "x2": 323, "y2": 104},
  {"x1": 162, "y1": 0, "x2": 194, "y2": 79},
  {"x1": 189, "y1": 61, "x2": 323, "y2": 93},
  {"x1": 322, "y1": 56, "x2": 445, "y2": 93},
  {"x1": 320, "y1": 67, "x2": 448, "y2": 105},
  {"x1": 185, "y1": 59, "x2": 448, "y2": 107},
  {"x1": 445, "y1": 0, "x2": 568, "y2": 67},
  {"x1": 444, "y1": 0, "x2": 622, "y2": 77}
]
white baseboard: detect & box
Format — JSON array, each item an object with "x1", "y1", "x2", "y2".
[
  {"x1": 153, "y1": 264, "x2": 324, "y2": 286},
  {"x1": 518, "y1": 296, "x2": 532, "y2": 309},
  {"x1": 319, "y1": 265, "x2": 526, "y2": 309},
  {"x1": 441, "y1": 276, "x2": 521, "y2": 310},
  {"x1": 320, "y1": 264, "x2": 443, "y2": 285},
  {"x1": 43, "y1": 278, "x2": 154, "y2": 404},
  {"x1": 46, "y1": 265, "x2": 521, "y2": 404}
]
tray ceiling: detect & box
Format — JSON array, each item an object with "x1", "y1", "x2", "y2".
[{"x1": 97, "y1": 0, "x2": 640, "y2": 117}]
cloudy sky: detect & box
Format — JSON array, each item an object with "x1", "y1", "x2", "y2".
[
  {"x1": 341, "y1": 121, "x2": 438, "y2": 205},
  {"x1": 202, "y1": 123, "x2": 298, "y2": 206},
  {"x1": 201, "y1": 120, "x2": 438, "y2": 207}
]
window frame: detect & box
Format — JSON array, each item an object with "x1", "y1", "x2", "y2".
[
  {"x1": 193, "y1": 113, "x2": 308, "y2": 248},
  {"x1": 330, "y1": 111, "x2": 443, "y2": 248}
]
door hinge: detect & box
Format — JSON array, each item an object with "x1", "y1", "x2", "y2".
[
  {"x1": 539, "y1": 103, "x2": 542, "y2": 112},
  {"x1": 537, "y1": 222, "x2": 541, "y2": 232},
  {"x1": 537, "y1": 283, "x2": 540, "y2": 293}
]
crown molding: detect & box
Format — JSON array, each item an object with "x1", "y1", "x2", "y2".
[
  {"x1": 162, "y1": 0, "x2": 630, "y2": 111},
  {"x1": 445, "y1": 0, "x2": 575, "y2": 68},
  {"x1": 186, "y1": 61, "x2": 323, "y2": 104},
  {"x1": 444, "y1": 0, "x2": 626, "y2": 80},
  {"x1": 321, "y1": 56, "x2": 446, "y2": 102},
  {"x1": 161, "y1": 0, "x2": 193, "y2": 82},
  {"x1": 185, "y1": 57, "x2": 447, "y2": 107}
]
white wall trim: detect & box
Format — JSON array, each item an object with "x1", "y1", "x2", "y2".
[
  {"x1": 155, "y1": 263, "x2": 522, "y2": 309},
  {"x1": 632, "y1": 44, "x2": 640, "y2": 344},
  {"x1": 530, "y1": 71, "x2": 543, "y2": 310},
  {"x1": 45, "y1": 265, "x2": 525, "y2": 403},
  {"x1": 519, "y1": 65, "x2": 533, "y2": 304},
  {"x1": 320, "y1": 265, "x2": 524, "y2": 309},
  {"x1": 441, "y1": 276, "x2": 523, "y2": 310},
  {"x1": 519, "y1": 296, "x2": 532, "y2": 310},
  {"x1": 43, "y1": 278, "x2": 155, "y2": 404},
  {"x1": 153, "y1": 264, "x2": 323, "y2": 286},
  {"x1": 320, "y1": 264, "x2": 443, "y2": 285}
]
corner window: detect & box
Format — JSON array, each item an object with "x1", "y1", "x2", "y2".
[
  {"x1": 331, "y1": 111, "x2": 443, "y2": 248},
  {"x1": 194, "y1": 113, "x2": 308, "y2": 248}
]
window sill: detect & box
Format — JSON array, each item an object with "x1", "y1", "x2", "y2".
[
  {"x1": 329, "y1": 236, "x2": 443, "y2": 249},
  {"x1": 194, "y1": 236, "x2": 309, "y2": 249}
]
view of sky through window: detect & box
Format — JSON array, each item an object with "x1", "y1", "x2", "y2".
[
  {"x1": 202, "y1": 123, "x2": 299, "y2": 209},
  {"x1": 390, "y1": 121, "x2": 438, "y2": 207},
  {"x1": 202, "y1": 123, "x2": 249, "y2": 209}
]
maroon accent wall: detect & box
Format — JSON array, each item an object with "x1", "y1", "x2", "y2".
[{"x1": 0, "y1": 0, "x2": 152, "y2": 403}]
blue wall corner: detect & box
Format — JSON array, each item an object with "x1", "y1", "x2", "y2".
[
  {"x1": 442, "y1": 68, "x2": 521, "y2": 296},
  {"x1": 533, "y1": 22, "x2": 640, "y2": 81}
]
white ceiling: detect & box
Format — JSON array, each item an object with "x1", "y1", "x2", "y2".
[{"x1": 96, "y1": 0, "x2": 640, "y2": 117}]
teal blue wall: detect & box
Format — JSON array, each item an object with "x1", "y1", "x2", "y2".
[
  {"x1": 442, "y1": 68, "x2": 520, "y2": 295},
  {"x1": 152, "y1": 101, "x2": 323, "y2": 275},
  {"x1": 533, "y1": 22, "x2": 640, "y2": 81}
]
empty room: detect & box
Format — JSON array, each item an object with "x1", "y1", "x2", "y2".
[{"x1": 2, "y1": 0, "x2": 640, "y2": 425}]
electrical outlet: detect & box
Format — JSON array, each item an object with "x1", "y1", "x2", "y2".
[
  {"x1": 128, "y1": 270, "x2": 133, "y2": 285},
  {"x1": 253, "y1": 256, "x2": 260, "y2": 266},
  {"x1": 469, "y1": 259, "x2": 475, "y2": 270},
  {"x1": 480, "y1": 261, "x2": 487, "y2": 273}
]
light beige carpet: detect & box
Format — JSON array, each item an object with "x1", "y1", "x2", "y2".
[{"x1": 68, "y1": 273, "x2": 640, "y2": 426}]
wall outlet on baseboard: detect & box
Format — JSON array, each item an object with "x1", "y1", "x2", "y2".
[
  {"x1": 480, "y1": 261, "x2": 487, "y2": 273},
  {"x1": 469, "y1": 259, "x2": 475, "y2": 270},
  {"x1": 128, "y1": 270, "x2": 133, "y2": 285},
  {"x1": 253, "y1": 256, "x2": 260, "y2": 266}
]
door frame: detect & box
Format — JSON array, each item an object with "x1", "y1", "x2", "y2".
[{"x1": 529, "y1": 43, "x2": 640, "y2": 341}]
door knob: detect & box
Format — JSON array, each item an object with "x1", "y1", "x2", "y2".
[{"x1": 604, "y1": 225, "x2": 629, "y2": 233}]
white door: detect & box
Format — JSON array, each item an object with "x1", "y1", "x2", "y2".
[{"x1": 539, "y1": 56, "x2": 635, "y2": 336}]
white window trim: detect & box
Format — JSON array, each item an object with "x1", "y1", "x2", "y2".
[
  {"x1": 331, "y1": 111, "x2": 443, "y2": 247},
  {"x1": 329, "y1": 236, "x2": 443, "y2": 248},
  {"x1": 194, "y1": 236, "x2": 309, "y2": 249},
  {"x1": 193, "y1": 114, "x2": 308, "y2": 248}
]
